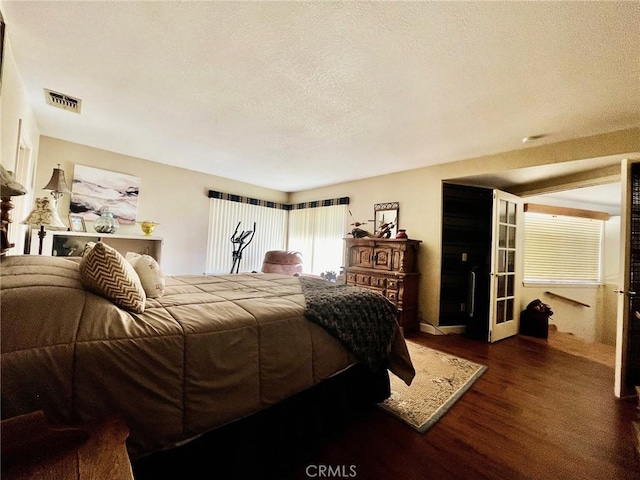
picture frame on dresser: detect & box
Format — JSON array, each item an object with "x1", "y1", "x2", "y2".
[
  {"x1": 68, "y1": 214, "x2": 86, "y2": 232},
  {"x1": 374, "y1": 202, "x2": 399, "y2": 238}
]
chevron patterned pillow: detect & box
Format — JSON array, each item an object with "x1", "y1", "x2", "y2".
[{"x1": 79, "y1": 242, "x2": 146, "y2": 313}]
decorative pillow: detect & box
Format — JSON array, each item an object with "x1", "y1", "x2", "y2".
[
  {"x1": 125, "y1": 252, "x2": 165, "y2": 298},
  {"x1": 79, "y1": 242, "x2": 146, "y2": 313},
  {"x1": 81, "y1": 241, "x2": 96, "y2": 257}
]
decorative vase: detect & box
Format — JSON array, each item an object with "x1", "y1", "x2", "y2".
[
  {"x1": 94, "y1": 208, "x2": 120, "y2": 234},
  {"x1": 140, "y1": 221, "x2": 159, "y2": 236},
  {"x1": 395, "y1": 229, "x2": 408, "y2": 239}
]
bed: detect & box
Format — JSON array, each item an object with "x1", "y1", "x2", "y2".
[{"x1": 0, "y1": 253, "x2": 415, "y2": 460}]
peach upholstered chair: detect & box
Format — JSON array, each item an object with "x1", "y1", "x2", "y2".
[{"x1": 261, "y1": 250, "x2": 303, "y2": 276}]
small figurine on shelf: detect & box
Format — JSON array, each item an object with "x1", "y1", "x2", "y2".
[
  {"x1": 139, "y1": 220, "x2": 159, "y2": 236},
  {"x1": 348, "y1": 210, "x2": 373, "y2": 238},
  {"x1": 376, "y1": 221, "x2": 396, "y2": 238}
]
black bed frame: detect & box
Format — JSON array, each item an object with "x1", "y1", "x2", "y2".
[{"x1": 132, "y1": 364, "x2": 390, "y2": 480}]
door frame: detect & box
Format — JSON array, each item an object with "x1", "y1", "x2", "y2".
[{"x1": 615, "y1": 157, "x2": 639, "y2": 398}]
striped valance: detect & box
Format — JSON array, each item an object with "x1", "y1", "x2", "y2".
[
  {"x1": 207, "y1": 191, "x2": 288, "y2": 210},
  {"x1": 208, "y1": 191, "x2": 349, "y2": 211},
  {"x1": 290, "y1": 197, "x2": 350, "y2": 210}
]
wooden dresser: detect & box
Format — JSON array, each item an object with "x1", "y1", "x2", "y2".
[{"x1": 344, "y1": 237, "x2": 421, "y2": 333}]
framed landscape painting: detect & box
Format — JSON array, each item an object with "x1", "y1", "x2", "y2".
[{"x1": 69, "y1": 165, "x2": 139, "y2": 224}]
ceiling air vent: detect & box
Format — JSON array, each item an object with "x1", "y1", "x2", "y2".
[{"x1": 44, "y1": 89, "x2": 82, "y2": 114}]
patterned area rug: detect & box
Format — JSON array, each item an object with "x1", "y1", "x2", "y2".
[{"x1": 379, "y1": 340, "x2": 487, "y2": 433}]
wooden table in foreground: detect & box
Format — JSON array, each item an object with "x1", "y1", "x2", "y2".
[{"x1": 1, "y1": 410, "x2": 134, "y2": 480}]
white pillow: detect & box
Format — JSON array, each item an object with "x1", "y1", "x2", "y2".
[{"x1": 125, "y1": 252, "x2": 165, "y2": 298}]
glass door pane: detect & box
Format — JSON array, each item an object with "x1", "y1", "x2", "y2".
[{"x1": 489, "y1": 191, "x2": 522, "y2": 342}]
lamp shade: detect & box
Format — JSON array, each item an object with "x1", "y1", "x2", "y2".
[
  {"x1": 0, "y1": 165, "x2": 27, "y2": 197},
  {"x1": 21, "y1": 197, "x2": 67, "y2": 230},
  {"x1": 43, "y1": 164, "x2": 71, "y2": 195}
]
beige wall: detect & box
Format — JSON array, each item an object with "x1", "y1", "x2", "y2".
[
  {"x1": 521, "y1": 285, "x2": 602, "y2": 342},
  {"x1": 1, "y1": 35, "x2": 40, "y2": 173},
  {"x1": 35, "y1": 137, "x2": 288, "y2": 275},
  {"x1": 290, "y1": 128, "x2": 640, "y2": 330},
  {"x1": 1, "y1": 35, "x2": 40, "y2": 174}
]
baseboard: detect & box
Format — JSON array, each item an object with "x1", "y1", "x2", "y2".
[{"x1": 419, "y1": 323, "x2": 466, "y2": 336}]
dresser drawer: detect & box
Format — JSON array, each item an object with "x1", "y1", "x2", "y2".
[
  {"x1": 372, "y1": 247, "x2": 393, "y2": 271},
  {"x1": 370, "y1": 276, "x2": 386, "y2": 288},
  {"x1": 356, "y1": 274, "x2": 371, "y2": 286},
  {"x1": 348, "y1": 246, "x2": 373, "y2": 268},
  {"x1": 346, "y1": 272, "x2": 357, "y2": 284},
  {"x1": 386, "y1": 278, "x2": 400, "y2": 290},
  {"x1": 385, "y1": 290, "x2": 399, "y2": 303}
]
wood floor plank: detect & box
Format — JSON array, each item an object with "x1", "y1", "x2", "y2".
[{"x1": 290, "y1": 333, "x2": 640, "y2": 480}]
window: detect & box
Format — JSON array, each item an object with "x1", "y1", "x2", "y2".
[
  {"x1": 206, "y1": 192, "x2": 349, "y2": 275},
  {"x1": 206, "y1": 196, "x2": 287, "y2": 273},
  {"x1": 524, "y1": 212, "x2": 603, "y2": 284},
  {"x1": 288, "y1": 203, "x2": 348, "y2": 275}
]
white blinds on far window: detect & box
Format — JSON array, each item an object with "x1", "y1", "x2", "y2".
[
  {"x1": 288, "y1": 204, "x2": 347, "y2": 275},
  {"x1": 206, "y1": 198, "x2": 287, "y2": 274},
  {"x1": 524, "y1": 212, "x2": 603, "y2": 283}
]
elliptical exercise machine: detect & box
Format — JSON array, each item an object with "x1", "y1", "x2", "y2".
[{"x1": 229, "y1": 221, "x2": 256, "y2": 274}]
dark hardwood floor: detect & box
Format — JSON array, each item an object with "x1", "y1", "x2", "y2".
[
  {"x1": 133, "y1": 333, "x2": 639, "y2": 479},
  {"x1": 287, "y1": 333, "x2": 640, "y2": 480}
]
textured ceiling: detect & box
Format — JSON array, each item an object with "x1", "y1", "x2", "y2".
[{"x1": 2, "y1": 1, "x2": 639, "y2": 192}]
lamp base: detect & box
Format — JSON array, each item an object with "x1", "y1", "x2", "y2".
[
  {"x1": 1, "y1": 196, "x2": 16, "y2": 256},
  {"x1": 37, "y1": 226, "x2": 47, "y2": 255}
]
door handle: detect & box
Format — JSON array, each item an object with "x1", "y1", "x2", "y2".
[
  {"x1": 614, "y1": 290, "x2": 637, "y2": 295},
  {"x1": 468, "y1": 270, "x2": 476, "y2": 318}
]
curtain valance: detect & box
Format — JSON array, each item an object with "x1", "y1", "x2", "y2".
[{"x1": 207, "y1": 190, "x2": 349, "y2": 211}]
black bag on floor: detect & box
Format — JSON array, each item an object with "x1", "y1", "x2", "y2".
[{"x1": 519, "y1": 299, "x2": 553, "y2": 339}]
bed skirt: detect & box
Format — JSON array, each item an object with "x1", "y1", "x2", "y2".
[{"x1": 131, "y1": 363, "x2": 390, "y2": 479}]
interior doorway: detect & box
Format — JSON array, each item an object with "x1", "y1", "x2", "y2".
[
  {"x1": 439, "y1": 183, "x2": 523, "y2": 343},
  {"x1": 10, "y1": 119, "x2": 35, "y2": 255}
]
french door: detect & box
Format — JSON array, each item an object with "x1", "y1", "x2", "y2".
[
  {"x1": 615, "y1": 158, "x2": 640, "y2": 398},
  {"x1": 488, "y1": 190, "x2": 523, "y2": 342}
]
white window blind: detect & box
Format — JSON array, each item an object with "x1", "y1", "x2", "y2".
[
  {"x1": 524, "y1": 212, "x2": 603, "y2": 284},
  {"x1": 288, "y1": 204, "x2": 348, "y2": 275},
  {"x1": 206, "y1": 198, "x2": 287, "y2": 273}
]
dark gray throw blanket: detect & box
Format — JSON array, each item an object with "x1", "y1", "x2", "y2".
[{"x1": 299, "y1": 276, "x2": 397, "y2": 371}]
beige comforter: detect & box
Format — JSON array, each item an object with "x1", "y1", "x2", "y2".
[{"x1": 1, "y1": 256, "x2": 413, "y2": 457}]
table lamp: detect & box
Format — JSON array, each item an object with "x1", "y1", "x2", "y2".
[
  {"x1": 42, "y1": 164, "x2": 71, "y2": 204},
  {"x1": 22, "y1": 197, "x2": 67, "y2": 255}
]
